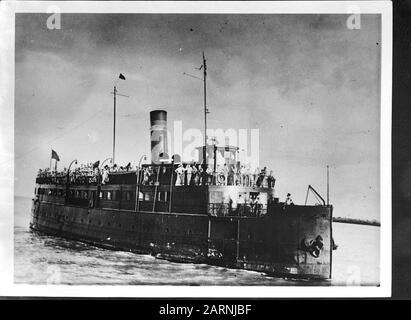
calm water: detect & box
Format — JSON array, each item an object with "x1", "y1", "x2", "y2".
[{"x1": 14, "y1": 196, "x2": 379, "y2": 286}]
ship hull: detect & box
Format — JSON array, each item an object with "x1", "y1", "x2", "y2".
[{"x1": 30, "y1": 199, "x2": 332, "y2": 280}]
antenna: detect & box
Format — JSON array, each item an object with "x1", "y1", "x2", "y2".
[{"x1": 110, "y1": 85, "x2": 129, "y2": 165}]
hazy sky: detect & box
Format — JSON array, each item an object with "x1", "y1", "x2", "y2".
[{"x1": 14, "y1": 13, "x2": 381, "y2": 220}]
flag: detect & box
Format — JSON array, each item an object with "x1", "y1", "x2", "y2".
[
  {"x1": 119, "y1": 73, "x2": 126, "y2": 80},
  {"x1": 51, "y1": 149, "x2": 60, "y2": 161},
  {"x1": 92, "y1": 160, "x2": 100, "y2": 169}
]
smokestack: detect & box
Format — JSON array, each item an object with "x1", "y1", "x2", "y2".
[{"x1": 150, "y1": 110, "x2": 168, "y2": 164}]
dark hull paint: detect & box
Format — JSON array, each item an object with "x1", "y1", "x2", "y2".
[{"x1": 30, "y1": 200, "x2": 333, "y2": 279}]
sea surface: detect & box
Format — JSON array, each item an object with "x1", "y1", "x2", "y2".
[{"x1": 14, "y1": 196, "x2": 379, "y2": 286}]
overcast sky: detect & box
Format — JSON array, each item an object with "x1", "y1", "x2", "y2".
[{"x1": 14, "y1": 13, "x2": 381, "y2": 220}]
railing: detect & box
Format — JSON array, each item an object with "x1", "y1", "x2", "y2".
[
  {"x1": 208, "y1": 203, "x2": 267, "y2": 217},
  {"x1": 36, "y1": 175, "x2": 98, "y2": 185},
  {"x1": 36, "y1": 176, "x2": 67, "y2": 185}
]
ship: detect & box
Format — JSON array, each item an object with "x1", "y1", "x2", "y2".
[{"x1": 30, "y1": 54, "x2": 334, "y2": 280}]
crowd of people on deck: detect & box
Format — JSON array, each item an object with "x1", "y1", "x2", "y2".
[
  {"x1": 36, "y1": 161, "x2": 134, "y2": 185},
  {"x1": 37, "y1": 161, "x2": 295, "y2": 210},
  {"x1": 170, "y1": 163, "x2": 275, "y2": 188},
  {"x1": 139, "y1": 163, "x2": 275, "y2": 188},
  {"x1": 37, "y1": 161, "x2": 275, "y2": 188}
]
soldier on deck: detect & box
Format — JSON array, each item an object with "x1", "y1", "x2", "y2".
[
  {"x1": 260, "y1": 167, "x2": 268, "y2": 187},
  {"x1": 253, "y1": 167, "x2": 260, "y2": 187},
  {"x1": 250, "y1": 196, "x2": 257, "y2": 216},
  {"x1": 222, "y1": 163, "x2": 229, "y2": 186},
  {"x1": 255, "y1": 197, "x2": 261, "y2": 216},
  {"x1": 192, "y1": 164, "x2": 199, "y2": 186},
  {"x1": 175, "y1": 164, "x2": 184, "y2": 186},
  {"x1": 206, "y1": 165, "x2": 213, "y2": 185},
  {"x1": 227, "y1": 164, "x2": 234, "y2": 185},
  {"x1": 228, "y1": 196, "x2": 233, "y2": 215},
  {"x1": 240, "y1": 165, "x2": 247, "y2": 186},
  {"x1": 102, "y1": 165, "x2": 109, "y2": 185},
  {"x1": 142, "y1": 167, "x2": 149, "y2": 185},
  {"x1": 236, "y1": 194, "x2": 245, "y2": 216},
  {"x1": 198, "y1": 165, "x2": 204, "y2": 186},
  {"x1": 186, "y1": 164, "x2": 193, "y2": 186},
  {"x1": 148, "y1": 166, "x2": 157, "y2": 185}
]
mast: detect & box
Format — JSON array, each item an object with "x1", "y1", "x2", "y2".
[
  {"x1": 182, "y1": 53, "x2": 209, "y2": 168},
  {"x1": 113, "y1": 85, "x2": 117, "y2": 165},
  {"x1": 110, "y1": 83, "x2": 129, "y2": 166}
]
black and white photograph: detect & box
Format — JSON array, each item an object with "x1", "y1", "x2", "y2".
[{"x1": 0, "y1": 1, "x2": 392, "y2": 298}]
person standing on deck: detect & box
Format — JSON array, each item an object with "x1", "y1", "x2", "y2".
[
  {"x1": 222, "y1": 163, "x2": 229, "y2": 186},
  {"x1": 198, "y1": 165, "x2": 204, "y2": 186},
  {"x1": 250, "y1": 196, "x2": 257, "y2": 216},
  {"x1": 245, "y1": 164, "x2": 251, "y2": 186},
  {"x1": 102, "y1": 165, "x2": 109, "y2": 185},
  {"x1": 253, "y1": 167, "x2": 260, "y2": 187},
  {"x1": 230, "y1": 164, "x2": 237, "y2": 186},
  {"x1": 285, "y1": 193, "x2": 294, "y2": 206},
  {"x1": 260, "y1": 167, "x2": 267, "y2": 187},
  {"x1": 267, "y1": 171, "x2": 276, "y2": 188},
  {"x1": 175, "y1": 164, "x2": 184, "y2": 186},
  {"x1": 236, "y1": 195, "x2": 244, "y2": 216},
  {"x1": 142, "y1": 167, "x2": 149, "y2": 185},
  {"x1": 186, "y1": 164, "x2": 193, "y2": 186},
  {"x1": 255, "y1": 197, "x2": 261, "y2": 216},
  {"x1": 206, "y1": 165, "x2": 213, "y2": 185},
  {"x1": 192, "y1": 164, "x2": 199, "y2": 186},
  {"x1": 240, "y1": 165, "x2": 247, "y2": 186},
  {"x1": 228, "y1": 196, "x2": 233, "y2": 216}
]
